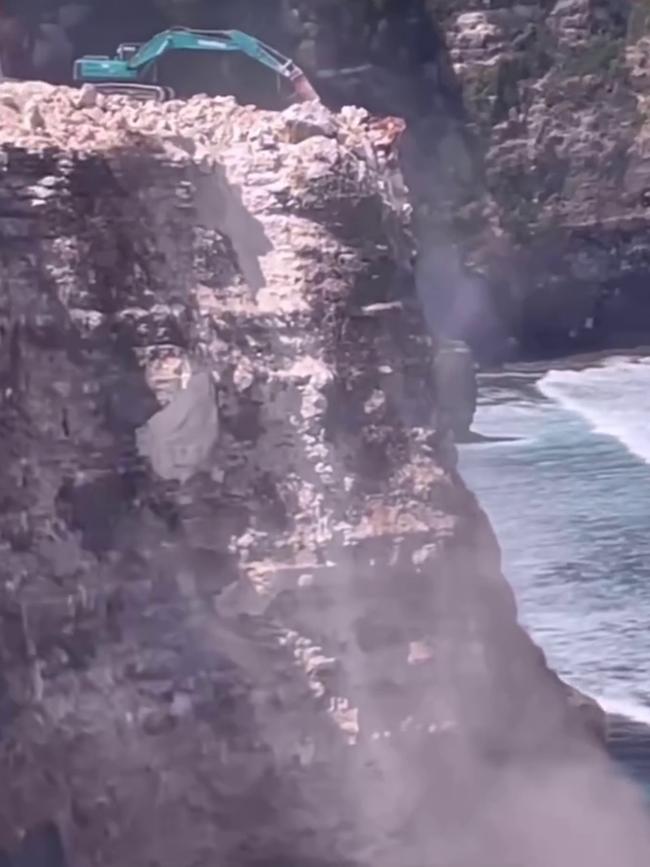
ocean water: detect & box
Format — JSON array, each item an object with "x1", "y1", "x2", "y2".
[{"x1": 458, "y1": 356, "x2": 650, "y2": 787}]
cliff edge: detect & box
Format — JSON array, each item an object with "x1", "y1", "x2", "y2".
[{"x1": 0, "y1": 83, "x2": 644, "y2": 867}]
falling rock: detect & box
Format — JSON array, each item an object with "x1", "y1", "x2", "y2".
[
  {"x1": 136, "y1": 372, "x2": 219, "y2": 483},
  {"x1": 282, "y1": 99, "x2": 339, "y2": 142},
  {"x1": 432, "y1": 339, "x2": 477, "y2": 441}
]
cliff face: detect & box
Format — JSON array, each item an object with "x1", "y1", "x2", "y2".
[
  {"x1": 9, "y1": 2, "x2": 650, "y2": 357},
  {"x1": 289, "y1": 0, "x2": 650, "y2": 359},
  {"x1": 0, "y1": 83, "x2": 646, "y2": 867},
  {"x1": 280, "y1": 0, "x2": 650, "y2": 358}
]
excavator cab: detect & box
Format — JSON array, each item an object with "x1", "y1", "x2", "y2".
[{"x1": 116, "y1": 43, "x2": 142, "y2": 62}]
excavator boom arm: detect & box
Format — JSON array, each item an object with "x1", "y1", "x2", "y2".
[{"x1": 126, "y1": 28, "x2": 304, "y2": 83}]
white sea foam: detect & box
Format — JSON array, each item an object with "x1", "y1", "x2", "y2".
[
  {"x1": 538, "y1": 358, "x2": 650, "y2": 464},
  {"x1": 598, "y1": 695, "x2": 650, "y2": 727},
  {"x1": 469, "y1": 396, "x2": 556, "y2": 443}
]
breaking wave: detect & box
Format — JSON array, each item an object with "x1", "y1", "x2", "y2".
[
  {"x1": 538, "y1": 358, "x2": 650, "y2": 465},
  {"x1": 600, "y1": 696, "x2": 650, "y2": 728}
]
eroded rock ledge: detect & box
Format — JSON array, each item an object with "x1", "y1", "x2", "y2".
[{"x1": 0, "y1": 83, "x2": 640, "y2": 867}]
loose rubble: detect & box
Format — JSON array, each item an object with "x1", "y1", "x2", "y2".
[{"x1": 0, "y1": 80, "x2": 401, "y2": 169}]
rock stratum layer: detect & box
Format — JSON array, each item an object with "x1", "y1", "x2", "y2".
[{"x1": 0, "y1": 83, "x2": 646, "y2": 867}]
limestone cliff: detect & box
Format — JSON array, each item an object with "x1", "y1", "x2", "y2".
[
  {"x1": 10, "y1": 1, "x2": 650, "y2": 357},
  {"x1": 0, "y1": 83, "x2": 645, "y2": 867}
]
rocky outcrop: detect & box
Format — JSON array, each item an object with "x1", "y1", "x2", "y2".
[
  {"x1": 0, "y1": 82, "x2": 646, "y2": 867},
  {"x1": 432, "y1": 340, "x2": 477, "y2": 440}
]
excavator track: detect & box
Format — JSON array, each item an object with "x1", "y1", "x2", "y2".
[{"x1": 90, "y1": 83, "x2": 175, "y2": 102}]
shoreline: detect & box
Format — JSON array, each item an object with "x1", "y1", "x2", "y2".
[
  {"x1": 467, "y1": 345, "x2": 650, "y2": 411},
  {"x1": 480, "y1": 344, "x2": 650, "y2": 378},
  {"x1": 608, "y1": 713, "x2": 650, "y2": 792},
  {"x1": 464, "y1": 350, "x2": 650, "y2": 788}
]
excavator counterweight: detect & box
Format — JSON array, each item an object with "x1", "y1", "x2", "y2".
[{"x1": 72, "y1": 26, "x2": 319, "y2": 103}]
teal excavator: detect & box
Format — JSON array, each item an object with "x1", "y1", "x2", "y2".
[{"x1": 72, "y1": 27, "x2": 319, "y2": 103}]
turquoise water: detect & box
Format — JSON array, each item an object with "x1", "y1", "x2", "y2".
[{"x1": 459, "y1": 356, "x2": 650, "y2": 788}]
